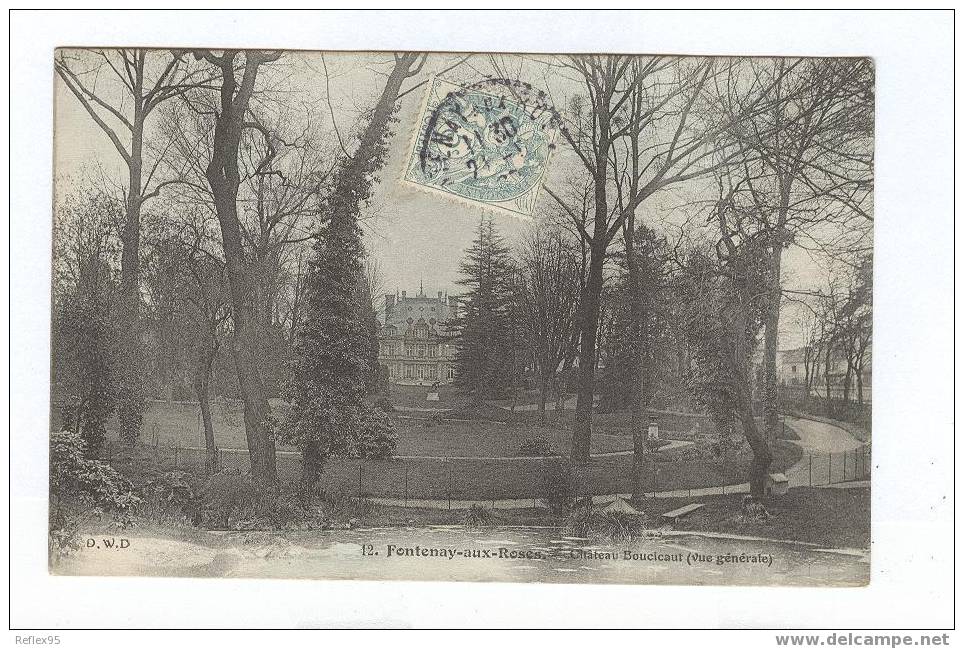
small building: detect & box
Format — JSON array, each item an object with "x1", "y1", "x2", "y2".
[{"x1": 766, "y1": 473, "x2": 790, "y2": 496}]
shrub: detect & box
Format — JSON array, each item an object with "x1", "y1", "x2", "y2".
[
  {"x1": 517, "y1": 437, "x2": 555, "y2": 457},
  {"x1": 355, "y1": 407, "x2": 398, "y2": 459},
  {"x1": 566, "y1": 503, "x2": 648, "y2": 541},
  {"x1": 463, "y1": 503, "x2": 491, "y2": 527},
  {"x1": 138, "y1": 470, "x2": 199, "y2": 524},
  {"x1": 49, "y1": 428, "x2": 141, "y2": 559},
  {"x1": 542, "y1": 460, "x2": 576, "y2": 515},
  {"x1": 199, "y1": 471, "x2": 259, "y2": 529},
  {"x1": 314, "y1": 482, "x2": 375, "y2": 527}
]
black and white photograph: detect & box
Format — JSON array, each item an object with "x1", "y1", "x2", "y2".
[{"x1": 48, "y1": 45, "x2": 875, "y2": 586}]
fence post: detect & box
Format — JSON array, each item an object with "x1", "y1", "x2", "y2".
[
  {"x1": 448, "y1": 463, "x2": 452, "y2": 510},
  {"x1": 358, "y1": 463, "x2": 363, "y2": 498},
  {"x1": 809, "y1": 454, "x2": 813, "y2": 487},
  {"x1": 404, "y1": 465, "x2": 409, "y2": 508},
  {"x1": 828, "y1": 452, "x2": 833, "y2": 484}
]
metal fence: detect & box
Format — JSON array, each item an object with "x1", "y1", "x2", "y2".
[{"x1": 98, "y1": 437, "x2": 870, "y2": 509}]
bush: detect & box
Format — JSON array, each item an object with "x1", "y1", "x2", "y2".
[
  {"x1": 463, "y1": 503, "x2": 491, "y2": 527},
  {"x1": 49, "y1": 428, "x2": 141, "y2": 559},
  {"x1": 517, "y1": 437, "x2": 555, "y2": 457},
  {"x1": 355, "y1": 407, "x2": 398, "y2": 459},
  {"x1": 313, "y1": 482, "x2": 375, "y2": 527},
  {"x1": 542, "y1": 460, "x2": 576, "y2": 515},
  {"x1": 138, "y1": 470, "x2": 199, "y2": 524},
  {"x1": 199, "y1": 471, "x2": 259, "y2": 529},
  {"x1": 566, "y1": 503, "x2": 648, "y2": 541}
]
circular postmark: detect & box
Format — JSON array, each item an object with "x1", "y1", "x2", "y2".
[{"x1": 408, "y1": 78, "x2": 562, "y2": 212}]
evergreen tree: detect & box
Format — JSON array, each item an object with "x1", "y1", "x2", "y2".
[
  {"x1": 280, "y1": 55, "x2": 424, "y2": 495},
  {"x1": 450, "y1": 217, "x2": 520, "y2": 401},
  {"x1": 52, "y1": 194, "x2": 120, "y2": 458},
  {"x1": 282, "y1": 213, "x2": 393, "y2": 494}
]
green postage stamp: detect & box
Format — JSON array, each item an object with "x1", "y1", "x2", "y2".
[{"x1": 404, "y1": 76, "x2": 561, "y2": 217}]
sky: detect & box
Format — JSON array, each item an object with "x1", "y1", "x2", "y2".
[{"x1": 53, "y1": 50, "x2": 865, "y2": 347}]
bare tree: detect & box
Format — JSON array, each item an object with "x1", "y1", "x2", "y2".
[
  {"x1": 543, "y1": 55, "x2": 784, "y2": 463},
  {"x1": 723, "y1": 57, "x2": 874, "y2": 439},
  {"x1": 517, "y1": 226, "x2": 582, "y2": 423},
  {"x1": 55, "y1": 49, "x2": 212, "y2": 440}
]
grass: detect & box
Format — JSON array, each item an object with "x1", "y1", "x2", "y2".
[
  {"x1": 93, "y1": 398, "x2": 803, "y2": 502},
  {"x1": 631, "y1": 487, "x2": 871, "y2": 549}
]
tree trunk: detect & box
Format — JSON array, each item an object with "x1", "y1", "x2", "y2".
[
  {"x1": 194, "y1": 347, "x2": 218, "y2": 475},
  {"x1": 116, "y1": 114, "x2": 147, "y2": 443},
  {"x1": 824, "y1": 344, "x2": 834, "y2": 416},
  {"x1": 221, "y1": 233, "x2": 277, "y2": 483},
  {"x1": 572, "y1": 242, "x2": 605, "y2": 464},
  {"x1": 538, "y1": 371, "x2": 549, "y2": 425},
  {"x1": 761, "y1": 244, "x2": 783, "y2": 441},
  {"x1": 738, "y1": 399, "x2": 773, "y2": 498},
  {"x1": 203, "y1": 50, "x2": 279, "y2": 485}
]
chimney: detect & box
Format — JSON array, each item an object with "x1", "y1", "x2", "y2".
[
  {"x1": 438, "y1": 291, "x2": 443, "y2": 301},
  {"x1": 401, "y1": 291, "x2": 406, "y2": 300}
]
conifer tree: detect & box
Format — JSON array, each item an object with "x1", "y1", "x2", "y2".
[{"x1": 451, "y1": 217, "x2": 520, "y2": 401}]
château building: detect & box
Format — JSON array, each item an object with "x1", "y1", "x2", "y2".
[{"x1": 377, "y1": 285, "x2": 458, "y2": 385}]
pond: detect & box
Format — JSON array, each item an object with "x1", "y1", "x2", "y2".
[{"x1": 58, "y1": 525, "x2": 869, "y2": 587}]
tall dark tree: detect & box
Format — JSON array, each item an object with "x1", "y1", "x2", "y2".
[
  {"x1": 52, "y1": 193, "x2": 122, "y2": 457},
  {"x1": 191, "y1": 49, "x2": 284, "y2": 483},
  {"x1": 681, "y1": 198, "x2": 773, "y2": 497},
  {"x1": 284, "y1": 53, "x2": 425, "y2": 493}
]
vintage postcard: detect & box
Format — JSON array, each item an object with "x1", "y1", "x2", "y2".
[{"x1": 50, "y1": 49, "x2": 873, "y2": 586}]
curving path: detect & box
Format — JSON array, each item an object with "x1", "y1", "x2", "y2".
[{"x1": 367, "y1": 415, "x2": 868, "y2": 510}]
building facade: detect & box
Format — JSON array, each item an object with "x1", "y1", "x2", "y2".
[{"x1": 377, "y1": 287, "x2": 458, "y2": 386}]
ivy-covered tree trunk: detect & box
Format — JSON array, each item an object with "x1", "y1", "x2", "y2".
[{"x1": 285, "y1": 53, "x2": 422, "y2": 494}]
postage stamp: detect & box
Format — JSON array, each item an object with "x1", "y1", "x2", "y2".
[{"x1": 404, "y1": 77, "x2": 561, "y2": 217}]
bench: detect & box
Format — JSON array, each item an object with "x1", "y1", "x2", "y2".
[{"x1": 660, "y1": 503, "x2": 705, "y2": 524}]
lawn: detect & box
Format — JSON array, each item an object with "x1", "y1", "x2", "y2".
[
  {"x1": 96, "y1": 399, "x2": 803, "y2": 502},
  {"x1": 369, "y1": 487, "x2": 871, "y2": 550},
  {"x1": 633, "y1": 487, "x2": 871, "y2": 549}
]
